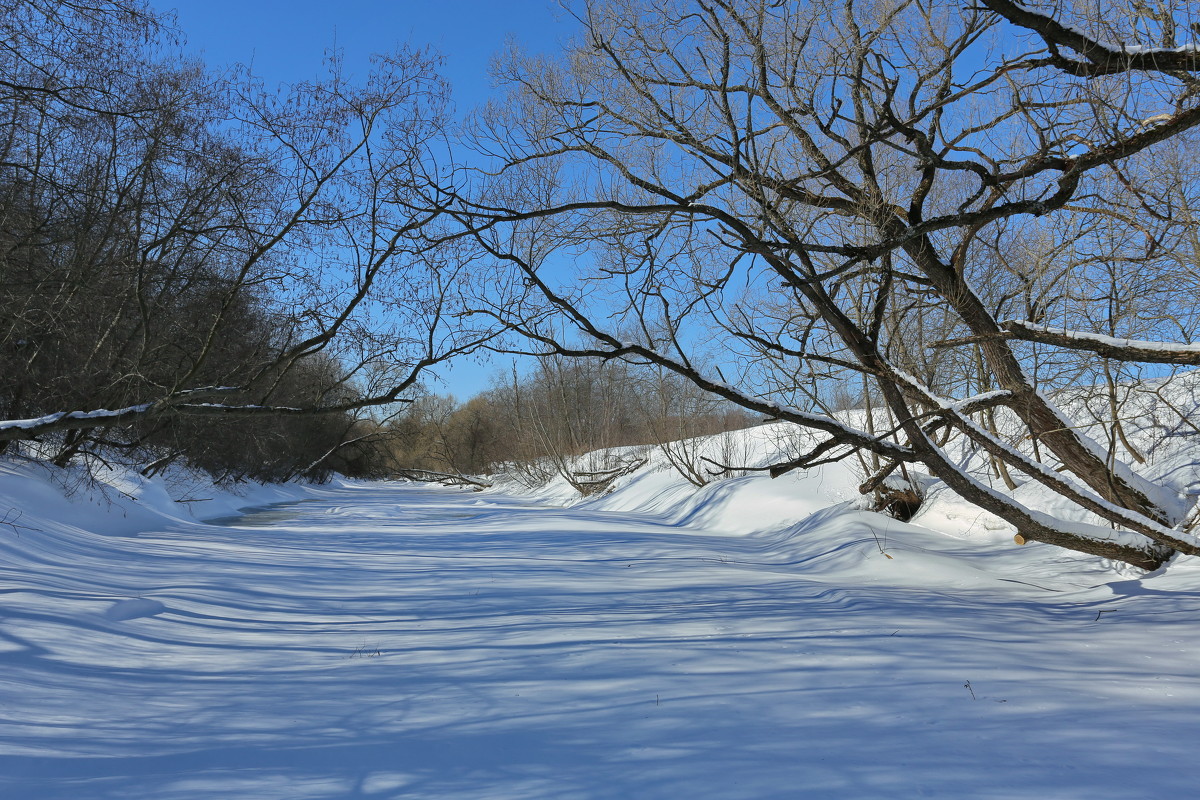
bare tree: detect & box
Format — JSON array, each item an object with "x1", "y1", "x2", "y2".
[
  {"x1": 479, "y1": 356, "x2": 650, "y2": 491},
  {"x1": 0, "y1": 0, "x2": 496, "y2": 471},
  {"x1": 442, "y1": 0, "x2": 1200, "y2": 568},
  {"x1": 635, "y1": 365, "x2": 754, "y2": 486}
]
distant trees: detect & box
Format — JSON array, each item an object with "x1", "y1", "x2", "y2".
[
  {"x1": 492, "y1": 356, "x2": 648, "y2": 488},
  {"x1": 442, "y1": 0, "x2": 1200, "y2": 567},
  {"x1": 382, "y1": 359, "x2": 754, "y2": 487},
  {"x1": 637, "y1": 366, "x2": 756, "y2": 486},
  {"x1": 0, "y1": 0, "x2": 492, "y2": 479}
]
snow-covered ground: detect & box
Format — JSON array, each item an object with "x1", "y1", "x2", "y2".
[{"x1": 1, "y1": 453, "x2": 1199, "y2": 798}]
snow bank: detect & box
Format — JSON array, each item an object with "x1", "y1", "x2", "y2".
[
  {"x1": 0, "y1": 458, "x2": 315, "y2": 555},
  {"x1": 490, "y1": 371, "x2": 1200, "y2": 572}
]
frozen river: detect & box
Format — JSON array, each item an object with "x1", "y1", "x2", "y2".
[{"x1": 1, "y1": 481, "x2": 1197, "y2": 798}]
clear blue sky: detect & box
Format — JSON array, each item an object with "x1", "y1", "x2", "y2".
[
  {"x1": 157, "y1": 1, "x2": 574, "y2": 112},
  {"x1": 153, "y1": 1, "x2": 573, "y2": 399}
]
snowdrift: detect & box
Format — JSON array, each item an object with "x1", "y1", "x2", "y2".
[{"x1": 489, "y1": 370, "x2": 1200, "y2": 574}]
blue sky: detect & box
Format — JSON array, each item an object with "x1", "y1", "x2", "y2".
[
  {"x1": 158, "y1": 1, "x2": 574, "y2": 112},
  {"x1": 153, "y1": 1, "x2": 573, "y2": 398}
]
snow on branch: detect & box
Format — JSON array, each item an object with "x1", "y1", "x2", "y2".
[
  {"x1": 0, "y1": 396, "x2": 396, "y2": 443},
  {"x1": 0, "y1": 405, "x2": 155, "y2": 438},
  {"x1": 980, "y1": 0, "x2": 1200, "y2": 76},
  {"x1": 1001, "y1": 320, "x2": 1200, "y2": 365},
  {"x1": 887, "y1": 369, "x2": 1200, "y2": 555},
  {"x1": 939, "y1": 457, "x2": 1171, "y2": 570}
]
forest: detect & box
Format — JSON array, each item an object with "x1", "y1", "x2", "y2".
[{"x1": 5, "y1": 0, "x2": 1200, "y2": 569}]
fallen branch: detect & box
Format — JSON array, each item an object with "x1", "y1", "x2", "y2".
[
  {"x1": 571, "y1": 458, "x2": 647, "y2": 496},
  {"x1": 394, "y1": 469, "x2": 493, "y2": 489}
]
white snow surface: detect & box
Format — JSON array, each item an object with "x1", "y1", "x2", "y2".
[{"x1": 3, "y1": 401, "x2": 1200, "y2": 796}]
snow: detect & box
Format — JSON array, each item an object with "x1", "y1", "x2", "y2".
[
  {"x1": 885, "y1": 369, "x2": 1196, "y2": 547},
  {"x1": 0, "y1": 404, "x2": 153, "y2": 431},
  {"x1": 5, "y1": 374, "x2": 1200, "y2": 796},
  {"x1": 991, "y1": 2, "x2": 1200, "y2": 59},
  {"x1": 103, "y1": 597, "x2": 166, "y2": 621},
  {"x1": 1006, "y1": 320, "x2": 1200, "y2": 354},
  {"x1": 1119, "y1": 43, "x2": 1200, "y2": 56},
  {"x1": 3, "y1": 428, "x2": 1200, "y2": 797}
]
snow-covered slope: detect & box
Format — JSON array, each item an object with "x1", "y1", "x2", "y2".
[
  {"x1": 0, "y1": 458, "x2": 311, "y2": 536},
  {"x1": 497, "y1": 370, "x2": 1200, "y2": 571}
]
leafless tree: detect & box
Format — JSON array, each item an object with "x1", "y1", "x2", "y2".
[
  {"x1": 479, "y1": 356, "x2": 650, "y2": 490},
  {"x1": 634, "y1": 365, "x2": 754, "y2": 486},
  {"x1": 442, "y1": 0, "x2": 1200, "y2": 568},
  {"x1": 0, "y1": 0, "x2": 496, "y2": 473}
]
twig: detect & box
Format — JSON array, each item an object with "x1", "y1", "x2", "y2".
[{"x1": 0, "y1": 508, "x2": 39, "y2": 537}]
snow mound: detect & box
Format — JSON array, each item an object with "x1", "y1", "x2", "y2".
[{"x1": 103, "y1": 597, "x2": 167, "y2": 621}]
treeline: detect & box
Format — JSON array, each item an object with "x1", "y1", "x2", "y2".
[
  {"x1": 0, "y1": 0, "x2": 748, "y2": 489},
  {"x1": 386, "y1": 357, "x2": 755, "y2": 487},
  {"x1": 0, "y1": 1, "x2": 456, "y2": 482}
]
